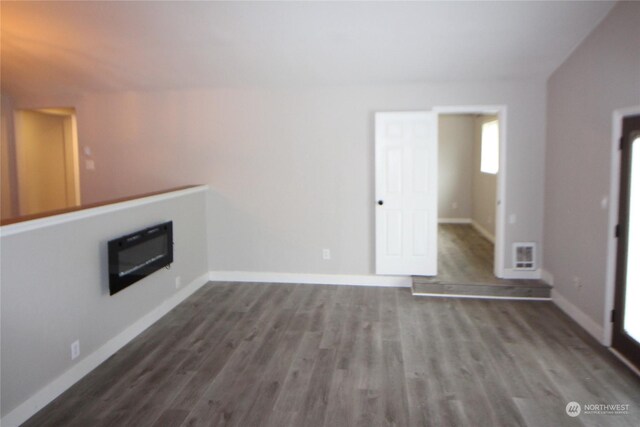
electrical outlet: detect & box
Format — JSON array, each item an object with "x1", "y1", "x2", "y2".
[
  {"x1": 71, "y1": 340, "x2": 80, "y2": 360},
  {"x1": 322, "y1": 249, "x2": 331, "y2": 260},
  {"x1": 175, "y1": 276, "x2": 182, "y2": 289},
  {"x1": 509, "y1": 214, "x2": 517, "y2": 224},
  {"x1": 452, "y1": 201, "x2": 458, "y2": 210},
  {"x1": 85, "y1": 159, "x2": 95, "y2": 170}
]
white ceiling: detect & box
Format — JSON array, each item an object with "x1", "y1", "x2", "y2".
[{"x1": 1, "y1": 1, "x2": 615, "y2": 96}]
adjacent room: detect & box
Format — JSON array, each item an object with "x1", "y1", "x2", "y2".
[
  {"x1": 434, "y1": 113, "x2": 502, "y2": 283},
  {"x1": 1, "y1": 1, "x2": 639, "y2": 426}
]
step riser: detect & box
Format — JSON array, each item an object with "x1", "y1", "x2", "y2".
[
  {"x1": 412, "y1": 283, "x2": 551, "y2": 299},
  {"x1": 411, "y1": 293, "x2": 550, "y2": 301}
]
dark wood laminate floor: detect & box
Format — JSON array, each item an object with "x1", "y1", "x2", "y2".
[{"x1": 23, "y1": 283, "x2": 639, "y2": 427}]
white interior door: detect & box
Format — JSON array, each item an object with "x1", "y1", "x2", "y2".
[{"x1": 375, "y1": 111, "x2": 437, "y2": 276}]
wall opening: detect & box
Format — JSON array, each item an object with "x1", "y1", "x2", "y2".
[
  {"x1": 436, "y1": 112, "x2": 500, "y2": 280},
  {"x1": 14, "y1": 108, "x2": 80, "y2": 216},
  {"x1": 435, "y1": 105, "x2": 507, "y2": 279}
]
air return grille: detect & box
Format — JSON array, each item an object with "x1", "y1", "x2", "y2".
[{"x1": 513, "y1": 243, "x2": 536, "y2": 270}]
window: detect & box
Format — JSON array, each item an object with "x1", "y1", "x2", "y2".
[{"x1": 480, "y1": 120, "x2": 499, "y2": 174}]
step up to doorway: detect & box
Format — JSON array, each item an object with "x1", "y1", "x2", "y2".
[{"x1": 411, "y1": 277, "x2": 551, "y2": 300}]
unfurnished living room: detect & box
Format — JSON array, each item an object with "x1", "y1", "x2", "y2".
[{"x1": 1, "y1": 1, "x2": 639, "y2": 426}]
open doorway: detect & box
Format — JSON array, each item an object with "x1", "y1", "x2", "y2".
[
  {"x1": 434, "y1": 106, "x2": 506, "y2": 283},
  {"x1": 437, "y1": 113, "x2": 500, "y2": 283},
  {"x1": 14, "y1": 108, "x2": 80, "y2": 216}
]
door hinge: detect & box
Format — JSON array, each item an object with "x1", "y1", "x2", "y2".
[
  {"x1": 611, "y1": 309, "x2": 616, "y2": 323},
  {"x1": 615, "y1": 224, "x2": 620, "y2": 238}
]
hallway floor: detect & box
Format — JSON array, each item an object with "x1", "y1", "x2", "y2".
[{"x1": 412, "y1": 224, "x2": 550, "y2": 298}]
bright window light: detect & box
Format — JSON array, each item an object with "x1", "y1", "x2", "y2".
[
  {"x1": 624, "y1": 135, "x2": 640, "y2": 342},
  {"x1": 481, "y1": 120, "x2": 499, "y2": 174}
]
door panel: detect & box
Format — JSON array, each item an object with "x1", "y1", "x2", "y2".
[
  {"x1": 387, "y1": 149, "x2": 403, "y2": 193},
  {"x1": 375, "y1": 112, "x2": 437, "y2": 276},
  {"x1": 412, "y1": 211, "x2": 428, "y2": 256},
  {"x1": 613, "y1": 114, "x2": 640, "y2": 368},
  {"x1": 413, "y1": 148, "x2": 429, "y2": 192},
  {"x1": 386, "y1": 210, "x2": 402, "y2": 256}
]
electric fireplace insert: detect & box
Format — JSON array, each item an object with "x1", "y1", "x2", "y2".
[{"x1": 108, "y1": 221, "x2": 173, "y2": 295}]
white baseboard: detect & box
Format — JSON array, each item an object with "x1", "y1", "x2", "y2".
[
  {"x1": 208, "y1": 271, "x2": 412, "y2": 288},
  {"x1": 609, "y1": 348, "x2": 640, "y2": 378},
  {"x1": 501, "y1": 268, "x2": 541, "y2": 280},
  {"x1": 1, "y1": 272, "x2": 210, "y2": 427},
  {"x1": 471, "y1": 220, "x2": 495, "y2": 243},
  {"x1": 552, "y1": 289, "x2": 604, "y2": 344},
  {"x1": 437, "y1": 218, "x2": 495, "y2": 245},
  {"x1": 438, "y1": 218, "x2": 472, "y2": 224},
  {"x1": 541, "y1": 269, "x2": 554, "y2": 286}
]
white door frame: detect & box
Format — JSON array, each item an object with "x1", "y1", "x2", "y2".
[
  {"x1": 433, "y1": 105, "x2": 507, "y2": 278},
  {"x1": 604, "y1": 105, "x2": 640, "y2": 347}
]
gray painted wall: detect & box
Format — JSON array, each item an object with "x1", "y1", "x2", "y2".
[
  {"x1": 9, "y1": 80, "x2": 546, "y2": 276},
  {"x1": 0, "y1": 189, "x2": 209, "y2": 416},
  {"x1": 201, "y1": 83, "x2": 545, "y2": 274},
  {"x1": 437, "y1": 113, "x2": 498, "y2": 241},
  {"x1": 472, "y1": 115, "x2": 498, "y2": 238},
  {"x1": 544, "y1": 2, "x2": 640, "y2": 328},
  {"x1": 438, "y1": 115, "x2": 474, "y2": 220}
]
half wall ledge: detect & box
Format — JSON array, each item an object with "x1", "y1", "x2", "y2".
[{"x1": 0, "y1": 185, "x2": 209, "y2": 236}]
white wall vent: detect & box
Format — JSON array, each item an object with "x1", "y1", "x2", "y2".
[{"x1": 513, "y1": 242, "x2": 536, "y2": 270}]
